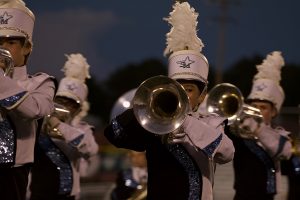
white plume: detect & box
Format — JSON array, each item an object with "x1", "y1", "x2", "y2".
[
  {"x1": 254, "y1": 51, "x2": 285, "y2": 83},
  {"x1": 0, "y1": 0, "x2": 25, "y2": 6},
  {"x1": 164, "y1": 2, "x2": 204, "y2": 57},
  {"x1": 62, "y1": 53, "x2": 91, "y2": 82}
]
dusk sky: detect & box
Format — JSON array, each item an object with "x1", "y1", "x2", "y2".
[{"x1": 26, "y1": 0, "x2": 300, "y2": 82}]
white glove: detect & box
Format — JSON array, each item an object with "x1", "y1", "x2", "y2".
[
  {"x1": 239, "y1": 117, "x2": 260, "y2": 134},
  {"x1": 167, "y1": 127, "x2": 187, "y2": 144},
  {"x1": 168, "y1": 114, "x2": 222, "y2": 150},
  {"x1": 76, "y1": 132, "x2": 99, "y2": 156}
]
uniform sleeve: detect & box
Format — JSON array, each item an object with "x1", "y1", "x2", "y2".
[
  {"x1": 0, "y1": 71, "x2": 27, "y2": 106},
  {"x1": 183, "y1": 115, "x2": 235, "y2": 163},
  {"x1": 104, "y1": 108, "x2": 150, "y2": 152},
  {"x1": 213, "y1": 124, "x2": 235, "y2": 164},
  {"x1": 0, "y1": 74, "x2": 56, "y2": 119},
  {"x1": 256, "y1": 124, "x2": 292, "y2": 160},
  {"x1": 56, "y1": 122, "x2": 99, "y2": 156}
]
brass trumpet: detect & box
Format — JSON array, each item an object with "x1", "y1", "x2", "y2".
[
  {"x1": 206, "y1": 83, "x2": 263, "y2": 138},
  {"x1": 41, "y1": 103, "x2": 71, "y2": 138},
  {"x1": 128, "y1": 184, "x2": 147, "y2": 200},
  {"x1": 132, "y1": 75, "x2": 190, "y2": 135},
  {"x1": 0, "y1": 48, "x2": 14, "y2": 77}
]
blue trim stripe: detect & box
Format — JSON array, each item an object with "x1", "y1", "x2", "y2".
[
  {"x1": 203, "y1": 134, "x2": 223, "y2": 157},
  {"x1": 0, "y1": 91, "x2": 27, "y2": 108}
]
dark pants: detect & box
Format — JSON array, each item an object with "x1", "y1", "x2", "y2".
[
  {"x1": 0, "y1": 164, "x2": 31, "y2": 200},
  {"x1": 30, "y1": 194, "x2": 75, "y2": 200},
  {"x1": 234, "y1": 192, "x2": 274, "y2": 200},
  {"x1": 287, "y1": 175, "x2": 300, "y2": 200}
]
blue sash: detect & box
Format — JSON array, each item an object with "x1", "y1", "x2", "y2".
[
  {"x1": 0, "y1": 115, "x2": 16, "y2": 166},
  {"x1": 38, "y1": 134, "x2": 73, "y2": 195},
  {"x1": 244, "y1": 139, "x2": 276, "y2": 194}
]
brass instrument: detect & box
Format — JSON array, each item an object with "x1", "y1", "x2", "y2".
[
  {"x1": 41, "y1": 103, "x2": 71, "y2": 138},
  {"x1": 132, "y1": 75, "x2": 190, "y2": 135},
  {"x1": 0, "y1": 48, "x2": 14, "y2": 77},
  {"x1": 128, "y1": 184, "x2": 147, "y2": 200},
  {"x1": 110, "y1": 88, "x2": 137, "y2": 121},
  {"x1": 206, "y1": 83, "x2": 263, "y2": 138}
]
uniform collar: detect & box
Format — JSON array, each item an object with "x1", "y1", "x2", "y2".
[{"x1": 12, "y1": 65, "x2": 27, "y2": 80}]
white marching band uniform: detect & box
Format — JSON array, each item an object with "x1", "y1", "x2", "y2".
[
  {"x1": 0, "y1": 1, "x2": 56, "y2": 200},
  {"x1": 29, "y1": 54, "x2": 99, "y2": 200}
]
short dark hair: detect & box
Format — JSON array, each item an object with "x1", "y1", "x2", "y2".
[{"x1": 176, "y1": 79, "x2": 206, "y2": 92}]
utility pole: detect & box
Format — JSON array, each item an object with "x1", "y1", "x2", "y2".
[
  {"x1": 215, "y1": 0, "x2": 227, "y2": 84},
  {"x1": 209, "y1": 0, "x2": 238, "y2": 84}
]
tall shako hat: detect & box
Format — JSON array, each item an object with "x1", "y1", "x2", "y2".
[
  {"x1": 164, "y1": 1, "x2": 209, "y2": 84},
  {"x1": 0, "y1": 0, "x2": 35, "y2": 44},
  {"x1": 56, "y1": 53, "x2": 91, "y2": 106},
  {"x1": 247, "y1": 51, "x2": 285, "y2": 112}
]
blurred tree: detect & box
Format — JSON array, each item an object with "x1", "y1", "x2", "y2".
[
  {"x1": 223, "y1": 54, "x2": 262, "y2": 95},
  {"x1": 281, "y1": 64, "x2": 300, "y2": 106},
  {"x1": 87, "y1": 55, "x2": 300, "y2": 125},
  {"x1": 223, "y1": 55, "x2": 300, "y2": 107},
  {"x1": 96, "y1": 58, "x2": 167, "y2": 123}
]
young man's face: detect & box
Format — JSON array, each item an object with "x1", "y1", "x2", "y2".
[
  {"x1": 180, "y1": 82, "x2": 205, "y2": 111},
  {"x1": 0, "y1": 37, "x2": 31, "y2": 67},
  {"x1": 249, "y1": 100, "x2": 276, "y2": 125}
]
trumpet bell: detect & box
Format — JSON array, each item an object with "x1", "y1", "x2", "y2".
[
  {"x1": 0, "y1": 48, "x2": 14, "y2": 77},
  {"x1": 133, "y1": 75, "x2": 190, "y2": 135},
  {"x1": 206, "y1": 83, "x2": 244, "y2": 124}
]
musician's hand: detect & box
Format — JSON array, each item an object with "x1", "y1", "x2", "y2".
[
  {"x1": 48, "y1": 116, "x2": 61, "y2": 129},
  {"x1": 239, "y1": 117, "x2": 261, "y2": 135},
  {"x1": 167, "y1": 127, "x2": 187, "y2": 144}
]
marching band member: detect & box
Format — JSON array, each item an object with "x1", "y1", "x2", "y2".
[
  {"x1": 29, "y1": 54, "x2": 99, "y2": 200},
  {"x1": 104, "y1": 2, "x2": 234, "y2": 200},
  {"x1": 228, "y1": 51, "x2": 292, "y2": 200},
  {"x1": 110, "y1": 150, "x2": 148, "y2": 200},
  {"x1": 0, "y1": 0, "x2": 56, "y2": 200}
]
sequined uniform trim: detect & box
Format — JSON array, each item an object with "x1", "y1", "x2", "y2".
[
  {"x1": 69, "y1": 134, "x2": 84, "y2": 147},
  {"x1": 0, "y1": 118, "x2": 15, "y2": 165},
  {"x1": 244, "y1": 139, "x2": 276, "y2": 194},
  {"x1": 291, "y1": 156, "x2": 300, "y2": 175},
  {"x1": 203, "y1": 134, "x2": 222, "y2": 157},
  {"x1": 38, "y1": 135, "x2": 73, "y2": 195},
  {"x1": 0, "y1": 91, "x2": 26, "y2": 108},
  {"x1": 273, "y1": 135, "x2": 288, "y2": 158},
  {"x1": 168, "y1": 144, "x2": 201, "y2": 200},
  {"x1": 112, "y1": 118, "x2": 124, "y2": 139}
]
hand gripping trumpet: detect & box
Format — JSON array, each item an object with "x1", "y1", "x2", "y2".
[
  {"x1": 41, "y1": 103, "x2": 71, "y2": 138},
  {"x1": 206, "y1": 83, "x2": 263, "y2": 139}
]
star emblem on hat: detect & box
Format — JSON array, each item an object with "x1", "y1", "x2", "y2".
[
  {"x1": 0, "y1": 12, "x2": 13, "y2": 25},
  {"x1": 255, "y1": 83, "x2": 267, "y2": 91},
  {"x1": 176, "y1": 56, "x2": 195, "y2": 68},
  {"x1": 66, "y1": 83, "x2": 78, "y2": 91}
]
